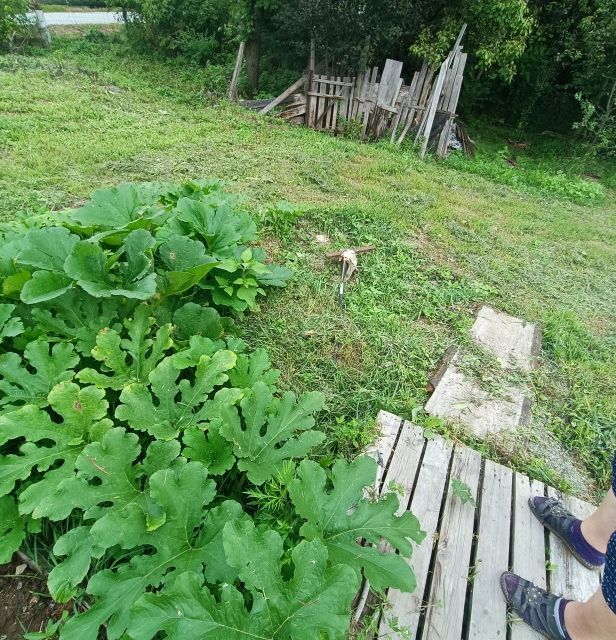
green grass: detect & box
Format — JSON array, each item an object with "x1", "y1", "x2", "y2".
[{"x1": 1, "y1": 32, "x2": 615, "y2": 495}]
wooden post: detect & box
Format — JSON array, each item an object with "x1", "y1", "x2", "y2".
[
  {"x1": 34, "y1": 10, "x2": 51, "y2": 48},
  {"x1": 228, "y1": 41, "x2": 245, "y2": 102},
  {"x1": 453, "y1": 23, "x2": 467, "y2": 51},
  {"x1": 306, "y1": 39, "x2": 316, "y2": 127},
  {"x1": 419, "y1": 57, "x2": 449, "y2": 159}
]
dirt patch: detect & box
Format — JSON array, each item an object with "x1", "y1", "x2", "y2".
[{"x1": 0, "y1": 557, "x2": 64, "y2": 639}]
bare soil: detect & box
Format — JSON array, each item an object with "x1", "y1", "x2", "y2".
[{"x1": 0, "y1": 556, "x2": 65, "y2": 639}]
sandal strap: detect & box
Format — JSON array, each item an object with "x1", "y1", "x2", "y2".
[
  {"x1": 531, "y1": 497, "x2": 578, "y2": 537},
  {"x1": 502, "y1": 573, "x2": 568, "y2": 640}
]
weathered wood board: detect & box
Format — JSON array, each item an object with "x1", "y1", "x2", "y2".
[
  {"x1": 425, "y1": 351, "x2": 531, "y2": 436},
  {"x1": 471, "y1": 306, "x2": 541, "y2": 370},
  {"x1": 370, "y1": 411, "x2": 599, "y2": 640},
  {"x1": 425, "y1": 306, "x2": 538, "y2": 437}
]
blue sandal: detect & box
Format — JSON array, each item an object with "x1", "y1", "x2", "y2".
[
  {"x1": 529, "y1": 496, "x2": 603, "y2": 570},
  {"x1": 501, "y1": 572, "x2": 570, "y2": 640}
]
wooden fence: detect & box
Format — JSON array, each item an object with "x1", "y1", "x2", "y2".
[{"x1": 253, "y1": 26, "x2": 469, "y2": 158}]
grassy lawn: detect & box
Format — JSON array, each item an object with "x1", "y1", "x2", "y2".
[{"x1": 1, "y1": 33, "x2": 615, "y2": 496}]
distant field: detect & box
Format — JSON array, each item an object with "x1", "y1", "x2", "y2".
[{"x1": 1, "y1": 33, "x2": 614, "y2": 496}]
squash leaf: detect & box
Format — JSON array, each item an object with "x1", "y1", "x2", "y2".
[
  {"x1": 219, "y1": 381, "x2": 325, "y2": 485},
  {"x1": 288, "y1": 456, "x2": 426, "y2": 593},
  {"x1": 0, "y1": 382, "x2": 113, "y2": 511},
  {"x1": 0, "y1": 339, "x2": 79, "y2": 411},
  {"x1": 78, "y1": 306, "x2": 173, "y2": 390},
  {"x1": 116, "y1": 346, "x2": 238, "y2": 440},
  {"x1": 128, "y1": 520, "x2": 358, "y2": 640},
  {"x1": 0, "y1": 495, "x2": 25, "y2": 564},
  {"x1": 59, "y1": 463, "x2": 244, "y2": 640}
]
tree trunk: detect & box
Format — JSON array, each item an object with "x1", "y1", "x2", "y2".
[{"x1": 245, "y1": 3, "x2": 264, "y2": 96}]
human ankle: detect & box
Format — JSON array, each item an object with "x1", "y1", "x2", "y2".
[
  {"x1": 581, "y1": 518, "x2": 610, "y2": 555},
  {"x1": 580, "y1": 519, "x2": 609, "y2": 555},
  {"x1": 565, "y1": 598, "x2": 616, "y2": 640}
]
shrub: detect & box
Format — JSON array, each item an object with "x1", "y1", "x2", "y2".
[
  {"x1": 0, "y1": 0, "x2": 29, "y2": 52},
  {"x1": 0, "y1": 179, "x2": 424, "y2": 639}
]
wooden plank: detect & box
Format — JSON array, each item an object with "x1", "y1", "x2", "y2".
[
  {"x1": 453, "y1": 23, "x2": 468, "y2": 51},
  {"x1": 357, "y1": 68, "x2": 371, "y2": 119},
  {"x1": 306, "y1": 40, "x2": 316, "y2": 128},
  {"x1": 511, "y1": 475, "x2": 546, "y2": 640},
  {"x1": 397, "y1": 64, "x2": 430, "y2": 146},
  {"x1": 470, "y1": 306, "x2": 540, "y2": 370},
  {"x1": 367, "y1": 411, "x2": 402, "y2": 489},
  {"x1": 314, "y1": 78, "x2": 354, "y2": 87},
  {"x1": 259, "y1": 77, "x2": 305, "y2": 115},
  {"x1": 425, "y1": 354, "x2": 530, "y2": 437},
  {"x1": 422, "y1": 445, "x2": 482, "y2": 640},
  {"x1": 346, "y1": 76, "x2": 355, "y2": 120},
  {"x1": 307, "y1": 92, "x2": 343, "y2": 100},
  {"x1": 391, "y1": 73, "x2": 417, "y2": 143},
  {"x1": 356, "y1": 422, "x2": 427, "y2": 621},
  {"x1": 227, "y1": 41, "x2": 245, "y2": 101},
  {"x1": 379, "y1": 435, "x2": 453, "y2": 637},
  {"x1": 331, "y1": 76, "x2": 342, "y2": 131},
  {"x1": 315, "y1": 75, "x2": 326, "y2": 129},
  {"x1": 438, "y1": 50, "x2": 460, "y2": 111},
  {"x1": 279, "y1": 104, "x2": 306, "y2": 120},
  {"x1": 380, "y1": 422, "x2": 425, "y2": 515},
  {"x1": 446, "y1": 52, "x2": 467, "y2": 115},
  {"x1": 419, "y1": 57, "x2": 449, "y2": 159},
  {"x1": 353, "y1": 411, "x2": 406, "y2": 621},
  {"x1": 468, "y1": 460, "x2": 513, "y2": 640},
  {"x1": 361, "y1": 67, "x2": 379, "y2": 139},
  {"x1": 377, "y1": 59, "x2": 404, "y2": 108},
  {"x1": 340, "y1": 76, "x2": 351, "y2": 122},
  {"x1": 547, "y1": 487, "x2": 601, "y2": 602}
]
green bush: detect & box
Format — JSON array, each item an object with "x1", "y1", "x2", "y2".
[
  {"x1": 0, "y1": 179, "x2": 424, "y2": 639},
  {"x1": 126, "y1": 0, "x2": 236, "y2": 64},
  {"x1": 0, "y1": 0, "x2": 29, "y2": 52}
]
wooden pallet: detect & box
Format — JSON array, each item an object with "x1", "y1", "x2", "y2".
[{"x1": 368, "y1": 411, "x2": 600, "y2": 640}]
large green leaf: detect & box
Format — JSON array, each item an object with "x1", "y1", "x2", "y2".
[
  {"x1": 172, "y1": 303, "x2": 222, "y2": 341},
  {"x1": 0, "y1": 495, "x2": 25, "y2": 564},
  {"x1": 0, "y1": 303, "x2": 24, "y2": 343},
  {"x1": 77, "y1": 306, "x2": 173, "y2": 390},
  {"x1": 20, "y1": 270, "x2": 73, "y2": 304},
  {"x1": 128, "y1": 521, "x2": 358, "y2": 640},
  {"x1": 0, "y1": 339, "x2": 79, "y2": 410},
  {"x1": 16, "y1": 227, "x2": 80, "y2": 272},
  {"x1": 158, "y1": 234, "x2": 212, "y2": 272},
  {"x1": 48, "y1": 437, "x2": 180, "y2": 603},
  {"x1": 288, "y1": 456, "x2": 426, "y2": 593},
  {"x1": 31, "y1": 290, "x2": 127, "y2": 355},
  {"x1": 64, "y1": 232, "x2": 157, "y2": 300},
  {"x1": 227, "y1": 348, "x2": 280, "y2": 389},
  {"x1": 0, "y1": 382, "x2": 113, "y2": 514},
  {"x1": 67, "y1": 184, "x2": 165, "y2": 232},
  {"x1": 115, "y1": 345, "x2": 239, "y2": 440},
  {"x1": 48, "y1": 526, "x2": 101, "y2": 603},
  {"x1": 169, "y1": 195, "x2": 256, "y2": 255},
  {"x1": 59, "y1": 463, "x2": 244, "y2": 640},
  {"x1": 34, "y1": 428, "x2": 145, "y2": 526},
  {"x1": 219, "y1": 381, "x2": 325, "y2": 484}
]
